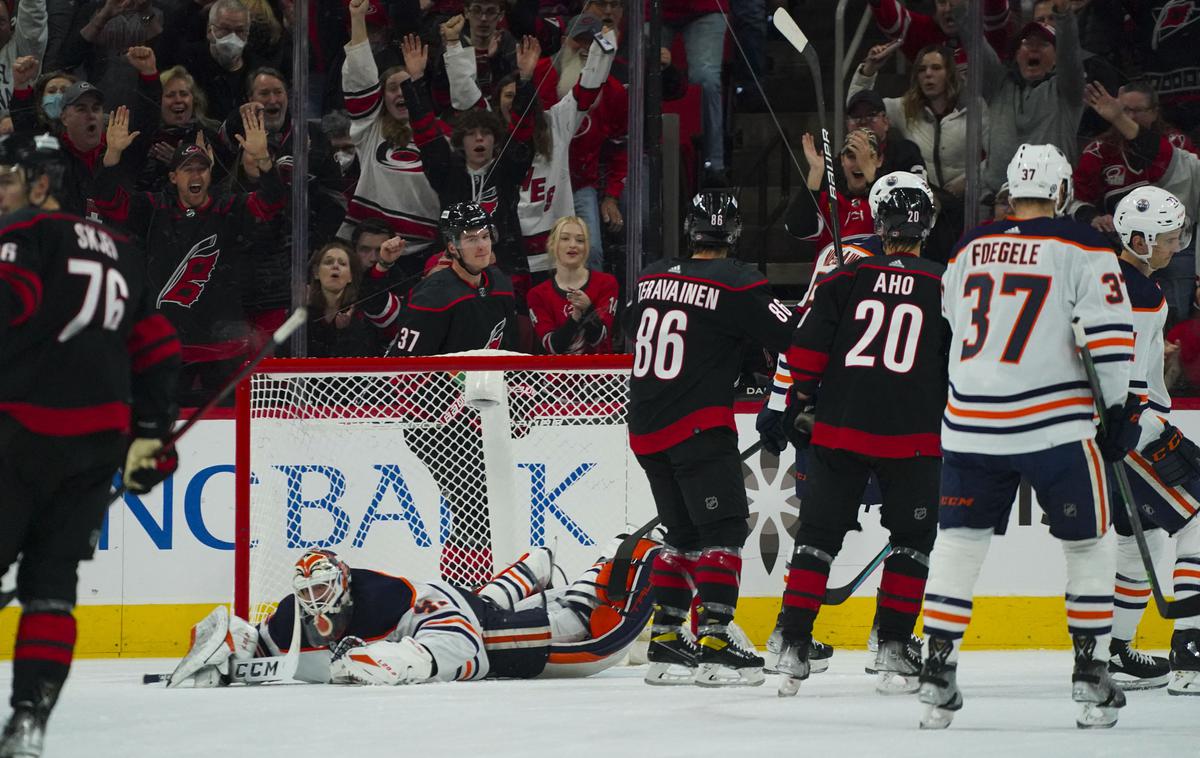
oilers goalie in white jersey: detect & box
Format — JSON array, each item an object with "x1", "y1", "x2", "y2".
[
  {"x1": 1100, "y1": 186, "x2": 1200, "y2": 696},
  {"x1": 166, "y1": 538, "x2": 659, "y2": 688},
  {"x1": 920, "y1": 144, "x2": 1142, "y2": 730}
]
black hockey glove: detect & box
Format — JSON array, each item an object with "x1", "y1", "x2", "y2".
[
  {"x1": 756, "y1": 404, "x2": 788, "y2": 456},
  {"x1": 1097, "y1": 394, "x2": 1143, "y2": 463},
  {"x1": 123, "y1": 438, "x2": 179, "y2": 494},
  {"x1": 1143, "y1": 424, "x2": 1200, "y2": 487},
  {"x1": 330, "y1": 635, "x2": 366, "y2": 662},
  {"x1": 783, "y1": 392, "x2": 815, "y2": 451}
]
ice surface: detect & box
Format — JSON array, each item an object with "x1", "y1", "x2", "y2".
[{"x1": 3, "y1": 651, "x2": 1194, "y2": 758}]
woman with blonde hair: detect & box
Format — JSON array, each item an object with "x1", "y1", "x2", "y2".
[
  {"x1": 526, "y1": 216, "x2": 619, "y2": 354},
  {"x1": 133, "y1": 64, "x2": 224, "y2": 191}
]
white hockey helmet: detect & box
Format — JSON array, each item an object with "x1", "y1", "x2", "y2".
[
  {"x1": 1113, "y1": 185, "x2": 1187, "y2": 261},
  {"x1": 868, "y1": 170, "x2": 935, "y2": 219},
  {"x1": 1005, "y1": 143, "x2": 1073, "y2": 216},
  {"x1": 869, "y1": 171, "x2": 938, "y2": 243}
]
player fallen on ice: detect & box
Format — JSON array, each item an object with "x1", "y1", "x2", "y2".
[
  {"x1": 167, "y1": 538, "x2": 658, "y2": 687},
  {"x1": 628, "y1": 191, "x2": 800, "y2": 687},
  {"x1": 1101, "y1": 186, "x2": 1200, "y2": 695},
  {"x1": 922, "y1": 144, "x2": 1138, "y2": 730},
  {"x1": 771, "y1": 172, "x2": 948, "y2": 697}
]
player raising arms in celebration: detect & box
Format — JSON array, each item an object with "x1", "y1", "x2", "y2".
[
  {"x1": 0, "y1": 134, "x2": 181, "y2": 757},
  {"x1": 920, "y1": 144, "x2": 1140, "y2": 730},
  {"x1": 629, "y1": 191, "x2": 800, "y2": 687},
  {"x1": 1102, "y1": 187, "x2": 1200, "y2": 695},
  {"x1": 774, "y1": 172, "x2": 949, "y2": 696}
]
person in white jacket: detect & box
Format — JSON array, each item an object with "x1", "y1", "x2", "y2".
[
  {"x1": 442, "y1": 18, "x2": 616, "y2": 278},
  {"x1": 0, "y1": 0, "x2": 48, "y2": 118}
]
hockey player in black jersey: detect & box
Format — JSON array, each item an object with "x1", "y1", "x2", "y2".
[
  {"x1": 385, "y1": 202, "x2": 518, "y2": 357},
  {"x1": 630, "y1": 191, "x2": 800, "y2": 687},
  {"x1": 773, "y1": 171, "x2": 949, "y2": 697},
  {"x1": 0, "y1": 133, "x2": 181, "y2": 757}
]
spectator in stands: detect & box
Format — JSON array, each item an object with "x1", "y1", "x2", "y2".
[
  {"x1": 59, "y1": 0, "x2": 162, "y2": 110},
  {"x1": 241, "y1": 0, "x2": 289, "y2": 74},
  {"x1": 868, "y1": 0, "x2": 1011, "y2": 70},
  {"x1": 662, "y1": 1, "x2": 726, "y2": 186},
  {"x1": 337, "y1": 0, "x2": 441, "y2": 267},
  {"x1": 444, "y1": 23, "x2": 617, "y2": 281},
  {"x1": 989, "y1": 182, "x2": 1011, "y2": 223},
  {"x1": 401, "y1": 33, "x2": 537, "y2": 295},
  {"x1": 321, "y1": 109, "x2": 359, "y2": 207},
  {"x1": 959, "y1": 2, "x2": 1086, "y2": 198},
  {"x1": 441, "y1": 3, "x2": 517, "y2": 108},
  {"x1": 0, "y1": 0, "x2": 48, "y2": 117},
  {"x1": 1082, "y1": 79, "x2": 1200, "y2": 323},
  {"x1": 1125, "y1": 2, "x2": 1200, "y2": 134},
  {"x1": 785, "y1": 128, "x2": 881, "y2": 251},
  {"x1": 156, "y1": 0, "x2": 259, "y2": 123},
  {"x1": 95, "y1": 102, "x2": 287, "y2": 405},
  {"x1": 351, "y1": 217, "x2": 392, "y2": 270},
  {"x1": 842, "y1": 88, "x2": 926, "y2": 182},
  {"x1": 527, "y1": 215, "x2": 617, "y2": 354},
  {"x1": 306, "y1": 240, "x2": 394, "y2": 358},
  {"x1": 29, "y1": 66, "x2": 75, "y2": 132},
  {"x1": 134, "y1": 63, "x2": 222, "y2": 192}
]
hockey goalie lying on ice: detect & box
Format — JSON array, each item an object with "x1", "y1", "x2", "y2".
[{"x1": 168, "y1": 539, "x2": 658, "y2": 687}]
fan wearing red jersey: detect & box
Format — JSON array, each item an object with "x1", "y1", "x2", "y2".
[
  {"x1": 630, "y1": 191, "x2": 800, "y2": 688},
  {"x1": 784, "y1": 129, "x2": 882, "y2": 252},
  {"x1": 0, "y1": 134, "x2": 181, "y2": 758},
  {"x1": 527, "y1": 216, "x2": 618, "y2": 354}
]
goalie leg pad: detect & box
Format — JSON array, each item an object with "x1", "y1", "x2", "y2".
[{"x1": 168, "y1": 606, "x2": 259, "y2": 688}]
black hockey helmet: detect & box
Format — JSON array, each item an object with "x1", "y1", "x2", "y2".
[
  {"x1": 685, "y1": 190, "x2": 741, "y2": 249},
  {"x1": 0, "y1": 132, "x2": 69, "y2": 198},
  {"x1": 868, "y1": 171, "x2": 936, "y2": 244},
  {"x1": 439, "y1": 201, "x2": 494, "y2": 248}
]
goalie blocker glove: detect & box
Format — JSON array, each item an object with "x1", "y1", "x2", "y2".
[
  {"x1": 1098, "y1": 395, "x2": 1143, "y2": 463},
  {"x1": 1143, "y1": 424, "x2": 1200, "y2": 487}
]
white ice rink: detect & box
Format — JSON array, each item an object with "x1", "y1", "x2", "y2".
[{"x1": 4, "y1": 651, "x2": 1195, "y2": 758}]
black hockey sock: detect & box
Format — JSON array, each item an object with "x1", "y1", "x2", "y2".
[
  {"x1": 650, "y1": 549, "x2": 696, "y2": 627},
  {"x1": 876, "y1": 551, "x2": 928, "y2": 642},
  {"x1": 779, "y1": 545, "x2": 832, "y2": 645},
  {"x1": 695, "y1": 548, "x2": 742, "y2": 627},
  {"x1": 11, "y1": 605, "x2": 75, "y2": 716}
]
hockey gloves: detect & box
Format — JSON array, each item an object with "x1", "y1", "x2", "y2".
[
  {"x1": 123, "y1": 437, "x2": 179, "y2": 494},
  {"x1": 1143, "y1": 424, "x2": 1200, "y2": 487},
  {"x1": 783, "y1": 393, "x2": 816, "y2": 452},
  {"x1": 1097, "y1": 394, "x2": 1143, "y2": 463},
  {"x1": 756, "y1": 404, "x2": 788, "y2": 456}
]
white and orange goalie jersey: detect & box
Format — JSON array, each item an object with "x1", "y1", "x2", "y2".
[{"x1": 941, "y1": 216, "x2": 1133, "y2": 454}]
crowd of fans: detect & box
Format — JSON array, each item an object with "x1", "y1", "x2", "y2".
[{"x1": 3, "y1": 0, "x2": 1200, "y2": 397}]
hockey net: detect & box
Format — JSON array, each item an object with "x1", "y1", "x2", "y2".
[{"x1": 234, "y1": 352, "x2": 654, "y2": 625}]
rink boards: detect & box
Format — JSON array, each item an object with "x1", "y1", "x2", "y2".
[{"x1": 1, "y1": 407, "x2": 1194, "y2": 658}]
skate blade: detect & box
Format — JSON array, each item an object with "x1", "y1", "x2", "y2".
[
  {"x1": 1076, "y1": 703, "x2": 1120, "y2": 729},
  {"x1": 777, "y1": 676, "x2": 802, "y2": 697},
  {"x1": 919, "y1": 704, "x2": 956, "y2": 730},
  {"x1": 875, "y1": 671, "x2": 920, "y2": 695},
  {"x1": 773, "y1": 658, "x2": 826, "y2": 675},
  {"x1": 1111, "y1": 672, "x2": 1169, "y2": 691},
  {"x1": 694, "y1": 664, "x2": 766, "y2": 688},
  {"x1": 644, "y1": 662, "x2": 696, "y2": 686},
  {"x1": 1168, "y1": 671, "x2": 1200, "y2": 696}
]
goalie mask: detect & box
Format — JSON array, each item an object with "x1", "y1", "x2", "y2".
[
  {"x1": 293, "y1": 549, "x2": 353, "y2": 640},
  {"x1": 1113, "y1": 186, "x2": 1187, "y2": 263},
  {"x1": 869, "y1": 171, "x2": 937, "y2": 245},
  {"x1": 1006, "y1": 143, "x2": 1073, "y2": 216}
]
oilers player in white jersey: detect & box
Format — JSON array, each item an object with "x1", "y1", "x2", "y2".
[
  {"x1": 165, "y1": 538, "x2": 659, "y2": 688},
  {"x1": 1102, "y1": 187, "x2": 1200, "y2": 696},
  {"x1": 921, "y1": 144, "x2": 1142, "y2": 730}
]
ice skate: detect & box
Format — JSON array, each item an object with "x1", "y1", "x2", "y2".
[
  {"x1": 1168, "y1": 628, "x2": 1200, "y2": 696},
  {"x1": 918, "y1": 637, "x2": 962, "y2": 729},
  {"x1": 874, "y1": 638, "x2": 921, "y2": 695},
  {"x1": 867, "y1": 632, "x2": 920, "y2": 676},
  {"x1": 644, "y1": 626, "x2": 698, "y2": 686},
  {"x1": 694, "y1": 625, "x2": 765, "y2": 687},
  {"x1": 0, "y1": 705, "x2": 44, "y2": 758},
  {"x1": 1108, "y1": 638, "x2": 1168, "y2": 690},
  {"x1": 765, "y1": 625, "x2": 831, "y2": 675},
  {"x1": 1072, "y1": 636, "x2": 1126, "y2": 729},
  {"x1": 775, "y1": 641, "x2": 809, "y2": 697}
]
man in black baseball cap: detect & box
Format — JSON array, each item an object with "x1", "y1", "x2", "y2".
[{"x1": 845, "y1": 88, "x2": 927, "y2": 184}]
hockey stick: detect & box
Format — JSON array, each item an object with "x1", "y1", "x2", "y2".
[
  {"x1": 772, "y1": 8, "x2": 846, "y2": 267},
  {"x1": 606, "y1": 440, "x2": 766, "y2": 601},
  {"x1": 1072, "y1": 320, "x2": 1200, "y2": 620},
  {"x1": 144, "y1": 596, "x2": 304, "y2": 686},
  {"x1": 823, "y1": 543, "x2": 892, "y2": 605},
  {"x1": 110, "y1": 307, "x2": 307, "y2": 508}
]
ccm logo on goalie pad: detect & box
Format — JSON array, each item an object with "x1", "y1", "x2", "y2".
[{"x1": 231, "y1": 658, "x2": 282, "y2": 682}]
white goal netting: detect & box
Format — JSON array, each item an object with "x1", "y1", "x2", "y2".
[{"x1": 235, "y1": 352, "x2": 655, "y2": 624}]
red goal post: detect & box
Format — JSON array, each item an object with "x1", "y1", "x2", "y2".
[{"x1": 233, "y1": 352, "x2": 654, "y2": 624}]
